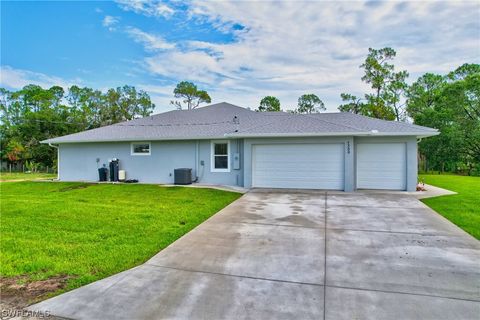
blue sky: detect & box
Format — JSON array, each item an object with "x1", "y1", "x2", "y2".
[{"x1": 1, "y1": 0, "x2": 479, "y2": 112}]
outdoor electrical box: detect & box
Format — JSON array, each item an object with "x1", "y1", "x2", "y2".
[{"x1": 233, "y1": 152, "x2": 240, "y2": 170}]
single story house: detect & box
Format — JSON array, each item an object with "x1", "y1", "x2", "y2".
[{"x1": 43, "y1": 102, "x2": 438, "y2": 191}]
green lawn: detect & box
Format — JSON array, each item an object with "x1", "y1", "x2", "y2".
[
  {"x1": 0, "y1": 182, "x2": 241, "y2": 299},
  {"x1": 0, "y1": 172, "x2": 57, "y2": 181},
  {"x1": 419, "y1": 174, "x2": 480, "y2": 240}
]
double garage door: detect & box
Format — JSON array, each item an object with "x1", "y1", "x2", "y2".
[
  {"x1": 251, "y1": 142, "x2": 407, "y2": 190},
  {"x1": 252, "y1": 144, "x2": 345, "y2": 190}
]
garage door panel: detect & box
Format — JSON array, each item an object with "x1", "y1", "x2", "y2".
[
  {"x1": 356, "y1": 143, "x2": 406, "y2": 190},
  {"x1": 252, "y1": 144, "x2": 344, "y2": 190}
]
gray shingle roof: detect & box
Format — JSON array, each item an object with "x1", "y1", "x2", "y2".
[{"x1": 43, "y1": 102, "x2": 438, "y2": 144}]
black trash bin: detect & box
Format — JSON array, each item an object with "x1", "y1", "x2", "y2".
[
  {"x1": 98, "y1": 167, "x2": 108, "y2": 182},
  {"x1": 109, "y1": 158, "x2": 119, "y2": 182}
]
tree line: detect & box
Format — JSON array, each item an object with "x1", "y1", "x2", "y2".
[
  {"x1": 1, "y1": 47, "x2": 479, "y2": 175},
  {"x1": 0, "y1": 85, "x2": 155, "y2": 169}
]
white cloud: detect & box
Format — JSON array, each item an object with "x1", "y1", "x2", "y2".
[
  {"x1": 138, "y1": 84, "x2": 173, "y2": 97},
  {"x1": 126, "y1": 27, "x2": 175, "y2": 51},
  {"x1": 136, "y1": 84, "x2": 176, "y2": 111},
  {"x1": 0, "y1": 65, "x2": 82, "y2": 90},
  {"x1": 130, "y1": 1, "x2": 479, "y2": 112},
  {"x1": 116, "y1": 0, "x2": 175, "y2": 18},
  {"x1": 102, "y1": 15, "x2": 120, "y2": 31}
]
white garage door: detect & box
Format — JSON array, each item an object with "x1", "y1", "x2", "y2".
[
  {"x1": 252, "y1": 144, "x2": 344, "y2": 190},
  {"x1": 356, "y1": 143, "x2": 406, "y2": 190}
]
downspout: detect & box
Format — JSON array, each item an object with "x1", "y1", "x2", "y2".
[
  {"x1": 48, "y1": 143, "x2": 59, "y2": 180},
  {"x1": 416, "y1": 138, "x2": 424, "y2": 173},
  {"x1": 237, "y1": 139, "x2": 241, "y2": 186},
  {"x1": 195, "y1": 140, "x2": 199, "y2": 182}
]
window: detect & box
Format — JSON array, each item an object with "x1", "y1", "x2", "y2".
[
  {"x1": 211, "y1": 141, "x2": 230, "y2": 172},
  {"x1": 131, "y1": 142, "x2": 151, "y2": 155}
]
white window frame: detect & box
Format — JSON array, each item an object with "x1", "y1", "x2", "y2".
[
  {"x1": 211, "y1": 140, "x2": 230, "y2": 172},
  {"x1": 130, "y1": 142, "x2": 151, "y2": 156}
]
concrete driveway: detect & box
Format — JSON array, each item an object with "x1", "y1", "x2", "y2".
[{"x1": 31, "y1": 191, "x2": 480, "y2": 319}]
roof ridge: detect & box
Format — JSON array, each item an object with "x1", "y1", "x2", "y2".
[
  {"x1": 198, "y1": 102, "x2": 256, "y2": 113},
  {"x1": 118, "y1": 121, "x2": 231, "y2": 127}
]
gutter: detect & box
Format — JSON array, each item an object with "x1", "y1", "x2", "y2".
[
  {"x1": 224, "y1": 131, "x2": 440, "y2": 138},
  {"x1": 41, "y1": 136, "x2": 228, "y2": 144},
  {"x1": 42, "y1": 130, "x2": 439, "y2": 144}
]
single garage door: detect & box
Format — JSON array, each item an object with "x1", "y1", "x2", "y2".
[
  {"x1": 356, "y1": 143, "x2": 406, "y2": 190},
  {"x1": 252, "y1": 144, "x2": 344, "y2": 190}
]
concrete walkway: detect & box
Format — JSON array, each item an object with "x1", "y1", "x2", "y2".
[
  {"x1": 30, "y1": 191, "x2": 480, "y2": 319},
  {"x1": 414, "y1": 183, "x2": 457, "y2": 199}
]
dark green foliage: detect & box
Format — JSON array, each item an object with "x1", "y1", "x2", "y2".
[
  {"x1": 257, "y1": 96, "x2": 281, "y2": 112},
  {"x1": 339, "y1": 47, "x2": 408, "y2": 121},
  {"x1": 170, "y1": 81, "x2": 211, "y2": 110},
  {"x1": 296, "y1": 94, "x2": 325, "y2": 114},
  {"x1": 407, "y1": 64, "x2": 480, "y2": 175},
  {"x1": 0, "y1": 84, "x2": 155, "y2": 168},
  {"x1": 338, "y1": 93, "x2": 365, "y2": 114},
  {"x1": 339, "y1": 47, "x2": 479, "y2": 175}
]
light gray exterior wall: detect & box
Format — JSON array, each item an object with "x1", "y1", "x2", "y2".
[
  {"x1": 196, "y1": 139, "x2": 244, "y2": 187},
  {"x1": 354, "y1": 136, "x2": 418, "y2": 191},
  {"x1": 242, "y1": 137, "x2": 355, "y2": 191},
  {"x1": 58, "y1": 139, "x2": 244, "y2": 186},
  {"x1": 58, "y1": 135, "x2": 418, "y2": 191}
]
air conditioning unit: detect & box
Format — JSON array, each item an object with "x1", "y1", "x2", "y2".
[{"x1": 174, "y1": 168, "x2": 192, "y2": 185}]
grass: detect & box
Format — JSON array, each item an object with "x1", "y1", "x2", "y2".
[
  {"x1": 0, "y1": 182, "x2": 241, "y2": 297},
  {"x1": 0, "y1": 172, "x2": 57, "y2": 181},
  {"x1": 419, "y1": 174, "x2": 480, "y2": 240}
]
